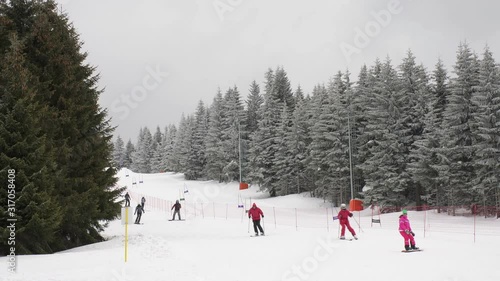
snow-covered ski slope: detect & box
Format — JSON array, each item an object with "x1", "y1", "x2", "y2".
[{"x1": 2, "y1": 168, "x2": 499, "y2": 281}]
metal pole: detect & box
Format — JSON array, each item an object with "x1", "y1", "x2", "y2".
[
  {"x1": 348, "y1": 95, "x2": 354, "y2": 201},
  {"x1": 273, "y1": 207, "x2": 276, "y2": 229},
  {"x1": 238, "y1": 121, "x2": 242, "y2": 183},
  {"x1": 124, "y1": 207, "x2": 128, "y2": 262}
]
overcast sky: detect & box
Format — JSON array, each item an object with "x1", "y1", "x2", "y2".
[{"x1": 58, "y1": 0, "x2": 500, "y2": 142}]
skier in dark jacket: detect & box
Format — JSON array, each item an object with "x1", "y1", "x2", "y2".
[
  {"x1": 171, "y1": 200, "x2": 182, "y2": 220},
  {"x1": 141, "y1": 196, "x2": 146, "y2": 209},
  {"x1": 124, "y1": 192, "x2": 131, "y2": 207},
  {"x1": 248, "y1": 203, "x2": 264, "y2": 236},
  {"x1": 134, "y1": 203, "x2": 145, "y2": 224}
]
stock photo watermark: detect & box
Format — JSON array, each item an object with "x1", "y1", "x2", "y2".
[
  {"x1": 6, "y1": 169, "x2": 17, "y2": 274},
  {"x1": 110, "y1": 64, "x2": 169, "y2": 120},
  {"x1": 340, "y1": 0, "x2": 405, "y2": 63},
  {"x1": 213, "y1": 0, "x2": 245, "y2": 21},
  {"x1": 281, "y1": 235, "x2": 339, "y2": 281}
]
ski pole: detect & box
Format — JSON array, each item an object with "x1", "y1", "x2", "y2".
[
  {"x1": 351, "y1": 214, "x2": 364, "y2": 233},
  {"x1": 262, "y1": 217, "x2": 266, "y2": 233},
  {"x1": 247, "y1": 216, "x2": 250, "y2": 233}
]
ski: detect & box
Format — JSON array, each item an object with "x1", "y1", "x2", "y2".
[
  {"x1": 250, "y1": 234, "x2": 265, "y2": 237},
  {"x1": 168, "y1": 219, "x2": 185, "y2": 221},
  {"x1": 340, "y1": 238, "x2": 353, "y2": 241},
  {"x1": 402, "y1": 249, "x2": 423, "y2": 253}
]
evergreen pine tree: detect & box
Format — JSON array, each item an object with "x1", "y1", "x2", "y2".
[
  {"x1": 360, "y1": 58, "x2": 407, "y2": 205},
  {"x1": 205, "y1": 90, "x2": 226, "y2": 181},
  {"x1": 112, "y1": 136, "x2": 125, "y2": 169},
  {"x1": 440, "y1": 42, "x2": 481, "y2": 207},
  {"x1": 149, "y1": 126, "x2": 164, "y2": 172},
  {"x1": 249, "y1": 69, "x2": 283, "y2": 195},
  {"x1": 397, "y1": 50, "x2": 430, "y2": 205},
  {"x1": 122, "y1": 139, "x2": 135, "y2": 168},
  {"x1": 164, "y1": 124, "x2": 177, "y2": 171},
  {"x1": 409, "y1": 59, "x2": 450, "y2": 206},
  {"x1": 1, "y1": 0, "x2": 121, "y2": 251},
  {"x1": 470, "y1": 46, "x2": 500, "y2": 207},
  {"x1": 0, "y1": 34, "x2": 62, "y2": 255},
  {"x1": 185, "y1": 100, "x2": 207, "y2": 179},
  {"x1": 246, "y1": 80, "x2": 263, "y2": 136},
  {"x1": 132, "y1": 127, "x2": 154, "y2": 173}
]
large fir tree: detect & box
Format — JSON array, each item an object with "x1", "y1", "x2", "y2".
[{"x1": 0, "y1": 0, "x2": 121, "y2": 252}]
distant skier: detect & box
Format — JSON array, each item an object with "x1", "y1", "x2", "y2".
[
  {"x1": 141, "y1": 196, "x2": 146, "y2": 210},
  {"x1": 134, "y1": 203, "x2": 145, "y2": 224},
  {"x1": 399, "y1": 209, "x2": 418, "y2": 251},
  {"x1": 248, "y1": 203, "x2": 264, "y2": 236},
  {"x1": 171, "y1": 200, "x2": 182, "y2": 220},
  {"x1": 124, "y1": 192, "x2": 131, "y2": 207},
  {"x1": 338, "y1": 203, "x2": 357, "y2": 240}
]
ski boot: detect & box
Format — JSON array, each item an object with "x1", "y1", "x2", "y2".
[
  {"x1": 340, "y1": 236, "x2": 345, "y2": 240},
  {"x1": 404, "y1": 245, "x2": 411, "y2": 251},
  {"x1": 411, "y1": 244, "x2": 419, "y2": 250}
]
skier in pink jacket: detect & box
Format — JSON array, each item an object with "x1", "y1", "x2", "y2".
[
  {"x1": 338, "y1": 203, "x2": 358, "y2": 240},
  {"x1": 399, "y1": 209, "x2": 418, "y2": 251}
]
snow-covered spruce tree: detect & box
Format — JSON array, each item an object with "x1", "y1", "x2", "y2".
[
  {"x1": 0, "y1": 34, "x2": 62, "y2": 255},
  {"x1": 164, "y1": 124, "x2": 177, "y2": 171},
  {"x1": 440, "y1": 42, "x2": 481, "y2": 208},
  {"x1": 130, "y1": 127, "x2": 143, "y2": 172},
  {"x1": 249, "y1": 68, "x2": 286, "y2": 196},
  {"x1": 112, "y1": 135, "x2": 125, "y2": 169},
  {"x1": 350, "y1": 65, "x2": 370, "y2": 198},
  {"x1": 307, "y1": 83, "x2": 335, "y2": 200},
  {"x1": 397, "y1": 50, "x2": 430, "y2": 205},
  {"x1": 185, "y1": 100, "x2": 207, "y2": 180},
  {"x1": 149, "y1": 126, "x2": 164, "y2": 173},
  {"x1": 328, "y1": 71, "x2": 354, "y2": 204},
  {"x1": 220, "y1": 87, "x2": 246, "y2": 182},
  {"x1": 275, "y1": 103, "x2": 295, "y2": 195},
  {"x1": 248, "y1": 69, "x2": 273, "y2": 186},
  {"x1": 123, "y1": 139, "x2": 135, "y2": 168},
  {"x1": 409, "y1": 59, "x2": 450, "y2": 207},
  {"x1": 470, "y1": 46, "x2": 500, "y2": 208},
  {"x1": 285, "y1": 86, "x2": 313, "y2": 195},
  {"x1": 172, "y1": 114, "x2": 193, "y2": 174},
  {"x1": 360, "y1": 58, "x2": 408, "y2": 206},
  {"x1": 205, "y1": 90, "x2": 226, "y2": 181},
  {"x1": 150, "y1": 126, "x2": 167, "y2": 173},
  {"x1": 273, "y1": 66, "x2": 295, "y2": 111},
  {"x1": 132, "y1": 127, "x2": 154, "y2": 173},
  {"x1": 246, "y1": 80, "x2": 263, "y2": 136}
]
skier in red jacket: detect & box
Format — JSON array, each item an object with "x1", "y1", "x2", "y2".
[
  {"x1": 248, "y1": 203, "x2": 264, "y2": 236},
  {"x1": 338, "y1": 203, "x2": 357, "y2": 240}
]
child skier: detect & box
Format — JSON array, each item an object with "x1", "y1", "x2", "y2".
[
  {"x1": 338, "y1": 203, "x2": 357, "y2": 240},
  {"x1": 399, "y1": 209, "x2": 418, "y2": 251},
  {"x1": 248, "y1": 203, "x2": 264, "y2": 236}
]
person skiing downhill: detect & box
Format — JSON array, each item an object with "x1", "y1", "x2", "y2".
[
  {"x1": 141, "y1": 196, "x2": 146, "y2": 209},
  {"x1": 124, "y1": 192, "x2": 131, "y2": 207},
  {"x1": 338, "y1": 203, "x2": 358, "y2": 240},
  {"x1": 399, "y1": 209, "x2": 418, "y2": 251},
  {"x1": 134, "y1": 203, "x2": 145, "y2": 224},
  {"x1": 171, "y1": 200, "x2": 182, "y2": 220},
  {"x1": 248, "y1": 203, "x2": 264, "y2": 236}
]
